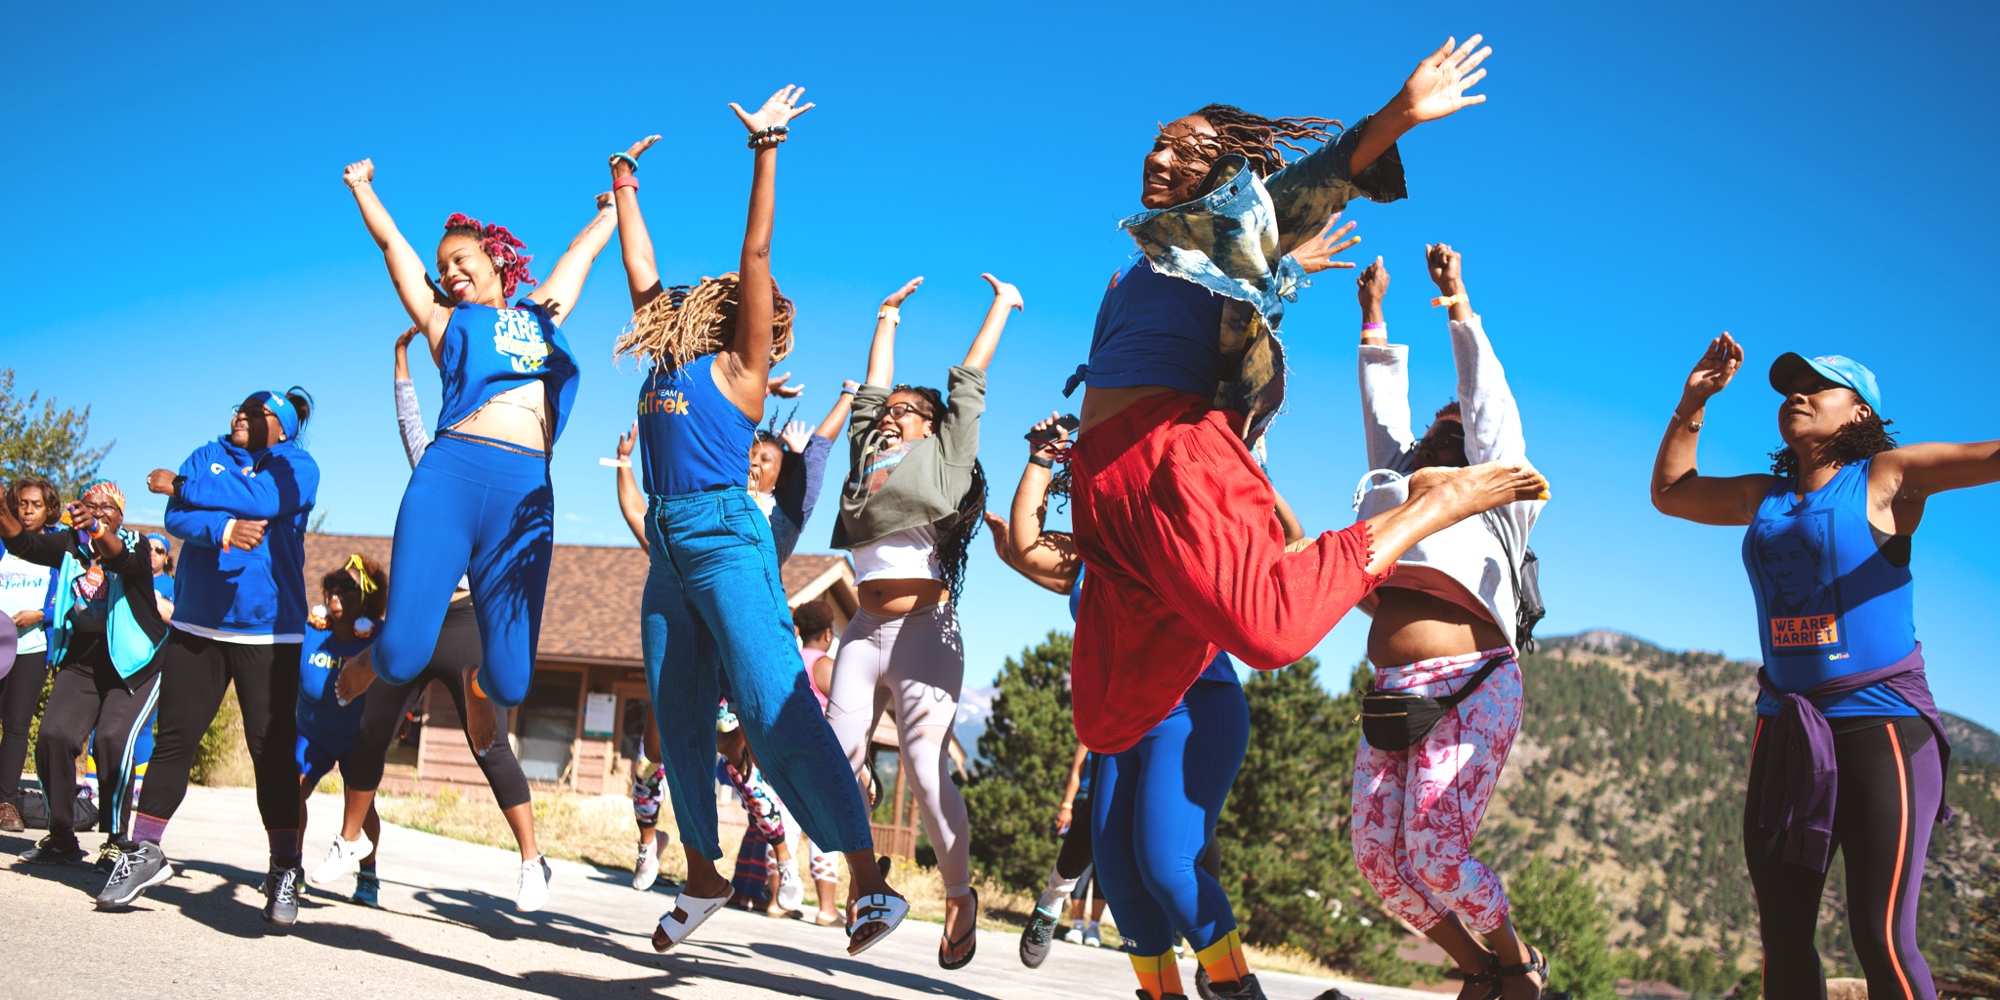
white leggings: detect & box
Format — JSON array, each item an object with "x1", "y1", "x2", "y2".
[{"x1": 825, "y1": 601, "x2": 970, "y2": 898}]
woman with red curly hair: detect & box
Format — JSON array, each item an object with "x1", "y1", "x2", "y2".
[{"x1": 336, "y1": 161, "x2": 616, "y2": 740}]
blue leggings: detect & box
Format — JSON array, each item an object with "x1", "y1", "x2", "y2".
[
  {"x1": 1091, "y1": 679, "x2": 1249, "y2": 956},
  {"x1": 376, "y1": 433, "x2": 552, "y2": 709},
  {"x1": 642, "y1": 487, "x2": 873, "y2": 860}
]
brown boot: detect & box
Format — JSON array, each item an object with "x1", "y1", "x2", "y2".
[{"x1": 0, "y1": 800, "x2": 22, "y2": 833}]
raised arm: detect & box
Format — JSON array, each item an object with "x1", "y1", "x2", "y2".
[
  {"x1": 613, "y1": 421, "x2": 647, "y2": 550},
  {"x1": 1348, "y1": 35, "x2": 1491, "y2": 178},
  {"x1": 1871, "y1": 440, "x2": 2000, "y2": 537},
  {"x1": 960, "y1": 274, "x2": 1024, "y2": 371},
  {"x1": 717, "y1": 85, "x2": 816, "y2": 417},
  {"x1": 816, "y1": 381, "x2": 857, "y2": 442},
  {"x1": 608, "y1": 135, "x2": 665, "y2": 311},
  {"x1": 524, "y1": 193, "x2": 618, "y2": 325},
  {"x1": 1356, "y1": 258, "x2": 1416, "y2": 471},
  {"x1": 1651, "y1": 332, "x2": 1776, "y2": 525},
  {"x1": 344, "y1": 159, "x2": 450, "y2": 349},
  {"x1": 865, "y1": 278, "x2": 924, "y2": 389},
  {"x1": 394, "y1": 326, "x2": 430, "y2": 469},
  {"x1": 1430, "y1": 245, "x2": 1524, "y2": 465}
]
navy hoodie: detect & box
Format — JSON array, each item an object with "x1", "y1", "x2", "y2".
[{"x1": 165, "y1": 435, "x2": 319, "y2": 641}]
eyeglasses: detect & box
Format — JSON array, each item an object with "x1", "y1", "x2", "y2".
[{"x1": 880, "y1": 402, "x2": 934, "y2": 422}]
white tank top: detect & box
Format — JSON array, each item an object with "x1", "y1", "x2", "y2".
[{"x1": 852, "y1": 525, "x2": 941, "y2": 582}]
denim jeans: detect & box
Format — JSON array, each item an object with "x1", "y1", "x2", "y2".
[{"x1": 642, "y1": 487, "x2": 874, "y2": 860}]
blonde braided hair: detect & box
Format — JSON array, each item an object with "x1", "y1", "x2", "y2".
[{"x1": 613, "y1": 272, "x2": 795, "y2": 371}]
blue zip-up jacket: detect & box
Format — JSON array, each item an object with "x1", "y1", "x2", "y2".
[{"x1": 165, "y1": 435, "x2": 319, "y2": 641}]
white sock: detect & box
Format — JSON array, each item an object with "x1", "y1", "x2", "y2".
[
  {"x1": 1038, "y1": 868, "x2": 1078, "y2": 912},
  {"x1": 637, "y1": 841, "x2": 655, "y2": 858}
]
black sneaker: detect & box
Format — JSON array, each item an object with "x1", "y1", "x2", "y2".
[
  {"x1": 1020, "y1": 903, "x2": 1059, "y2": 969},
  {"x1": 96, "y1": 840, "x2": 173, "y2": 909},
  {"x1": 21, "y1": 835, "x2": 86, "y2": 865},
  {"x1": 263, "y1": 864, "x2": 301, "y2": 929}
]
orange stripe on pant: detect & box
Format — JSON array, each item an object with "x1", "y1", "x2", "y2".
[{"x1": 1883, "y1": 723, "x2": 1914, "y2": 1000}]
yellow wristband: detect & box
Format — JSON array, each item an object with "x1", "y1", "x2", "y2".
[
  {"x1": 877, "y1": 305, "x2": 900, "y2": 323},
  {"x1": 1430, "y1": 293, "x2": 1466, "y2": 308}
]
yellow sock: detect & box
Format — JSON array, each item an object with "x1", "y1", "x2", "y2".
[
  {"x1": 1129, "y1": 950, "x2": 1185, "y2": 999},
  {"x1": 1195, "y1": 929, "x2": 1251, "y2": 986}
]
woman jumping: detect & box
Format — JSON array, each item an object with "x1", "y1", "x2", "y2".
[
  {"x1": 605, "y1": 86, "x2": 904, "y2": 955},
  {"x1": 1652, "y1": 335, "x2": 1975, "y2": 1000},
  {"x1": 829, "y1": 270, "x2": 1021, "y2": 969},
  {"x1": 1348, "y1": 247, "x2": 1547, "y2": 999}
]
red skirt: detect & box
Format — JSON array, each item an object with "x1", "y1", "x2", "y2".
[{"x1": 1070, "y1": 392, "x2": 1385, "y2": 752}]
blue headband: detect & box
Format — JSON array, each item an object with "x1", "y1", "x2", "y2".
[{"x1": 246, "y1": 390, "x2": 299, "y2": 440}]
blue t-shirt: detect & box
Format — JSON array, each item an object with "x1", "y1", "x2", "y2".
[
  {"x1": 1745, "y1": 459, "x2": 1917, "y2": 717},
  {"x1": 434, "y1": 300, "x2": 578, "y2": 446},
  {"x1": 152, "y1": 573, "x2": 175, "y2": 601},
  {"x1": 296, "y1": 626, "x2": 376, "y2": 755},
  {"x1": 1072, "y1": 567, "x2": 1237, "y2": 686},
  {"x1": 1073, "y1": 258, "x2": 1227, "y2": 399},
  {"x1": 638, "y1": 353, "x2": 757, "y2": 497}
]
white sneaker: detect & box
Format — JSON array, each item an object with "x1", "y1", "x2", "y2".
[
  {"x1": 1083, "y1": 922, "x2": 1102, "y2": 948},
  {"x1": 307, "y1": 834, "x2": 373, "y2": 888},
  {"x1": 516, "y1": 854, "x2": 553, "y2": 912},
  {"x1": 775, "y1": 859, "x2": 804, "y2": 913},
  {"x1": 1063, "y1": 924, "x2": 1085, "y2": 944},
  {"x1": 633, "y1": 846, "x2": 659, "y2": 892}
]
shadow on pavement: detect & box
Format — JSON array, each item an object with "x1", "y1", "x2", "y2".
[{"x1": 747, "y1": 941, "x2": 1002, "y2": 1000}]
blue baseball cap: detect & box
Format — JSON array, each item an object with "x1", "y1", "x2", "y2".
[
  {"x1": 1768, "y1": 353, "x2": 1883, "y2": 414},
  {"x1": 243, "y1": 390, "x2": 300, "y2": 440}
]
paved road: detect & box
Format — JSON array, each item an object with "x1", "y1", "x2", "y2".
[{"x1": 0, "y1": 786, "x2": 1440, "y2": 1000}]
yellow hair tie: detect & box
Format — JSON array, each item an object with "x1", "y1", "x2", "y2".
[{"x1": 346, "y1": 554, "x2": 379, "y2": 596}]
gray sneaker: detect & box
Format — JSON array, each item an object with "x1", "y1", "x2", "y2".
[
  {"x1": 96, "y1": 840, "x2": 173, "y2": 909},
  {"x1": 1020, "y1": 904, "x2": 1060, "y2": 969},
  {"x1": 262, "y1": 864, "x2": 301, "y2": 929}
]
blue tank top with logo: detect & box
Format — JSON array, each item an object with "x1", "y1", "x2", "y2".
[
  {"x1": 434, "y1": 300, "x2": 578, "y2": 447},
  {"x1": 296, "y1": 626, "x2": 376, "y2": 754},
  {"x1": 1744, "y1": 458, "x2": 1917, "y2": 717},
  {"x1": 638, "y1": 353, "x2": 757, "y2": 497},
  {"x1": 1072, "y1": 567, "x2": 1236, "y2": 686}
]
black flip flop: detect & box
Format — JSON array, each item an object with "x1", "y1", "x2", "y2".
[{"x1": 938, "y1": 887, "x2": 979, "y2": 970}]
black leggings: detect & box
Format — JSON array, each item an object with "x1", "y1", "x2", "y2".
[
  {"x1": 37, "y1": 652, "x2": 159, "y2": 841},
  {"x1": 1745, "y1": 714, "x2": 1941, "y2": 1000},
  {"x1": 138, "y1": 630, "x2": 301, "y2": 833},
  {"x1": 0, "y1": 649, "x2": 50, "y2": 805},
  {"x1": 344, "y1": 598, "x2": 531, "y2": 810}
]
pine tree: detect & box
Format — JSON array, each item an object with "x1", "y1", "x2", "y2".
[
  {"x1": 963, "y1": 631, "x2": 1078, "y2": 892},
  {"x1": 1217, "y1": 658, "x2": 1418, "y2": 983},
  {"x1": 1955, "y1": 861, "x2": 2000, "y2": 996},
  {"x1": 0, "y1": 368, "x2": 112, "y2": 501}
]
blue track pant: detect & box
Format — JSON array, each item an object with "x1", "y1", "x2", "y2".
[
  {"x1": 376, "y1": 433, "x2": 552, "y2": 708},
  {"x1": 1091, "y1": 678, "x2": 1249, "y2": 956}
]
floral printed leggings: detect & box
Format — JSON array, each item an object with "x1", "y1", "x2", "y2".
[{"x1": 1350, "y1": 648, "x2": 1523, "y2": 935}]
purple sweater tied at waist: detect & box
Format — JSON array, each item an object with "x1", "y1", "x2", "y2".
[{"x1": 1755, "y1": 642, "x2": 1953, "y2": 872}]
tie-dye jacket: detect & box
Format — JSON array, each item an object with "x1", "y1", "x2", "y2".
[{"x1": 1116, "y1": 113, "x2": 1406, "y2": 443}]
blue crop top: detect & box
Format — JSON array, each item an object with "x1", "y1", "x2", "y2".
[
  {"x1": 1072, "y1": 567, "x2": 1236, "y2": 686},
  {"x1": 1745, "y1": 459, "x2": 1917, "y2": 717},
  {"x1": 638, "y1": 353, "x2": 757, "y2": 497},
  {"x1": 434, "y1": 300, "x2": 578, "y2": 447},
  {"x1": 1065, "y1": 258, "x2": 1228, "y2": 399}
]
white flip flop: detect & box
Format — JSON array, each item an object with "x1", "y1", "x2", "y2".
[
  {"x1": 846, "y1": 893, "x2": 911, "y2": 956},
  {"x1": 653, "y1": 892, "x2": 728, "y2": 952}
]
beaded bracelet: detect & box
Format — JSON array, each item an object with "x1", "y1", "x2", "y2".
[{"x1": 747, "y1": 125, "x2": 790, "y2": 149}]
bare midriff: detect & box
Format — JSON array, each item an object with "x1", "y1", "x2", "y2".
[
  {"x1": 1367, "y1": 586, "x2": 1508, "y2": 669},
  {"x1": 1079, "y1": 384, "x2": 1179, "y2": 433},
  {"x1": 859, "y1": 578, "x2": 951, "y2": 617},
  {"x1": 449, "y1": 382, "x2": 551, "y2": 452}
]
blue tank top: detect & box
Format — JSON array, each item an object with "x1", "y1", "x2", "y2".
[
  {"x1": 434, "y1": 300, "x2": 578, "y2": 446},
  {"x1": 638, "y1": 353, "x2": 757, "y2": 497},
  {"x1": 1069, "y1": 258, "x2": 1227, "y2": 399},
  {"x1": 1072, "y1": 567, "x2": 1237, "y2": 685},
  {"x1": 1744, "y1": 459, "x2": 1917, "y2": 717},
  {"x1": 296, "y1": 626, "x2": 375, "y2": 751}
]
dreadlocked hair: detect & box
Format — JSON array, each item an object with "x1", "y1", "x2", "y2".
[
  {"x1": 1770, "y1": 413, "x2": 1899, "y2": 480},
  {"x1": 613, "y1": 273, "x2": 795, "y2": 372},
  {"x1": 892, "y1": 384, "x2": 988, "y2": 600},
  {"x1": 443, "y1": 213, "x2": 537, "y2": 300},
  {"x1": 1164, "y1": 104, "x2": 1342, "y2": 180}
]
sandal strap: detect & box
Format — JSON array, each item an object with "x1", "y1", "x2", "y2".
[{"x1": 1497, "y1": 945, "x2": 1548, "y2": 979}]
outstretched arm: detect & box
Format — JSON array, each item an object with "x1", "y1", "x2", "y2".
[
  {"x1": 1872, "y1": 440, "x2": 2000, "y2": 537},
  {"x1": 344, "y1": 159, "x2": 450, "y2": 352},
  {"x1": 960, "y1": 274, "x2": 1024, "y2": 371},
  {"x1": 1651, "y1": 332, "x2": 1775, "y2": 525},
  {"x1": 815, "y1": 381, "x2": 857, "y2": 442},
  {"x1": 865, "y1": 278, "x2": 923, "y2": 389},
  {"x1": 718, "y1": 85, "x2": 816, "y2": 417},
  {"x1": 1356, "y1": 257, "x2": 1416, "y2": 471},
  {"x1": 525, "y1": 192, "x2": 618, "y2": 325},
  {"x1": 613, "y1": 421, "x2": 647, "y2": 550},
  {"x1": 1349, "y1": 35, "x2": 1492, "y2": 177},
  {"x1": 609, "y1": 135, "x2": 665, "y2": 311},
  {"x1": 393, "y1": 326, "x2": 430, "y2": 469},
  {"x1": 1431, "y1": 244, "x2": 1523, "y2": 465}
]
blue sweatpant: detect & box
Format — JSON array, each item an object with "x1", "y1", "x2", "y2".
[
  {"x1": 376, "y1": 433, "x2": 552, "y2": 709},
  {"x1": 642, "y1": 487, "x2": 873, "y2": 860},
  {"x1": 1091, "y1": 678, "x2": 1250, "y2": 956}
]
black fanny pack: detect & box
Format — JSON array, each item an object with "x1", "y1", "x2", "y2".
[{"x1": 1360, "y1": 656, "x2": 1507, "y2": 751}]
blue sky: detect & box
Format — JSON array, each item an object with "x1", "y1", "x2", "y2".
[{"x1": 6, "y1": 2, "x2": 1997, "y2": 729}]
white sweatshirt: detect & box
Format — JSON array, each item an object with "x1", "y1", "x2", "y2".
[{"x1": 1353, "y1": 315, "x2": 1543, "y2": 647}]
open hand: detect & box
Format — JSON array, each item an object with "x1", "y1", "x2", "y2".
[
  {"x1": 1395, "y1": 35, "x2": 1492, "y2": 125},
  {"x1": 1291, "y1": 213, "x2": 1361, "y2": 274},
  {"x1": 616, "y1": 419, "x2": 638, "y2": 460},
  {"x1": 1683, "y1": 333, "x2": 1744, "y2": 407},
  {"x1": 730, "y1": 85, "x2": 815, "y2": 134},
  {"x1": 610, "y1": 135, "x2": 661, "y2": 178},
  {"x1": 779, "y1": 420, "x2": 812, "y2": 454},
  {"x1": 343, "y1": 158, "x2": 374, "y2": 189},
  {"x1": 766, "y1": 372, "x2": 805, "y2": 398},
  {"x1": 1425, "y1": 243, "x2": 1465, "y2": 296},
  {"x1": 883, "y1": 277, "x2": 924, "y2": 309},
  {"x1": 147, "y1": 469, "x2": 178, "y2": 496},
  {"x1": 982, "y1": 273, "x2": 1025, "y2": 312}
]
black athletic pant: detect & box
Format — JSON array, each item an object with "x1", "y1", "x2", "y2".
[
  {"x1": 35, "y1": 646, "x2": 160, "y2": 844},
  {"x1": 1745, "y1": 714, "x2": 1941, "y2": 1000},
  {"x1": 137, "y1": 630, "x2": 301, "y2": 835},
  {"x1": 0, "y1": 649, "x2": 51, "y2": 806},
  {"x1": 344, "y1": 597, "x2": 532, "y2": 810}
]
